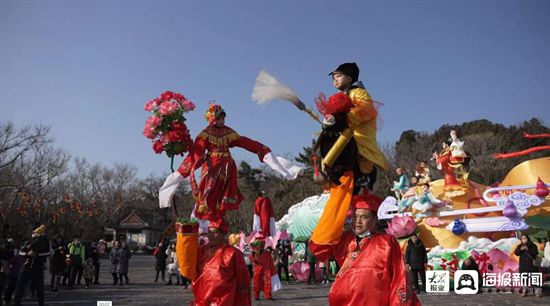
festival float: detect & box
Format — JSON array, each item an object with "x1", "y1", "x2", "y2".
[{"x1": 275, "y1": 131, "x2": 549, "y2": 279}]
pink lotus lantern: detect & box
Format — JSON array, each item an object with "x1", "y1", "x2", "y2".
[{"x1": 385, "y1": 215, "x2": 417, "y2": 238}]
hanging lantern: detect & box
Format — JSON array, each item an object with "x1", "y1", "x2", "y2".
[
  {"x1": 502, "y1": 199, "x2": 518, "y2": 218},
  {"x1": 452, "y1": 218, "x2": 466, "y2": 235}
]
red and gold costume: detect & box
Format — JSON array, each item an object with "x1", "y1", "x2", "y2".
[
  {"x1": 436, "y1": 147, "x2": 461, "y2": 189},
  {"x1": 312, "y1": 63, "x2": 389, "y2": 248},
  {"x1": 250, "y1": 246, "x2": 277, "y2": 300},
  {"x1": 178, "y1": 105, "x2": 271, "y2": 220},
  {"x1": 312, "y1": 231, "x2": 420, "y2": 306},
  {"x1": 190, "y1": 219, "x2": 251, "y2": 306},
  {"x1": 311, "y1": 193, "x2": 420, "y2": 306}
]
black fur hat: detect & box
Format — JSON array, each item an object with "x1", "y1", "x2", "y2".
[{"x1": 329, "y1": 62, "x2": 360, "y2": 83}]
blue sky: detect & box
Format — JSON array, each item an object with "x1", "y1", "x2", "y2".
[{"x1": 1, "y1": 0, "x2": 549, "y2": 177}]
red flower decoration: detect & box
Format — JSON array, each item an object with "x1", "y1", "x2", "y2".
[
  {"x1": 161, "y1": 91, "x2": 174, "y2": 101},
  {"x1": 315, "y1": 92, "x2": 353, "y2": 116},
  {"x1": 169, "y1": 130, "x2": 185, "y2": 142},
  {"x1": 171, "y1": 121, "x2": 187, "y2": 131},
  {"x1": 153, "y1": 140, "x2": 164, "y2": 154}
]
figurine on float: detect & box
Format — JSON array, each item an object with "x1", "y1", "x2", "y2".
[
  {"x1": 397, "y1": 178, "x2": 421, "y2": 213},
  {"x1": 415, "y1": 161, "x2": 431, "y2": 184},
  {"x1": 432, "y1": 138, "x2": 466, "y2": 197},
  {"x1": 412, "y1": 183, "x2": 453, "y2": 220},
  {"x1": 391, "y1": 168, "x2": 410, "y2": 201},
  {"x1": 448, "y1": 130, "x2": 470, "y2": 181}
]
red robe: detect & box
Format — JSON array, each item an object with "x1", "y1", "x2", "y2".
[
  {"x1": 250, "y1": 250, "x2": 276, "y2": 299},
  {"x1": 254, "y1": 196, "x2": 275, "y2": 237},
  {"x1": 436, "y1": 149, "x2": 460, "y2": 189},
  {"x1": 310, "y1": 231, "x2": 420, "y2": 306},
  {"x1": 178, "y1": 125, "x2": 271, "y2": 220},
  {"x1": 191, "y1": 243, "x2": 251, "y2": 306}
]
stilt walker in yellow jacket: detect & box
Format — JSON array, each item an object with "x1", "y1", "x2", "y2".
[{"x1": 311, "y1": 62, "x2": 389, "y2": 246}]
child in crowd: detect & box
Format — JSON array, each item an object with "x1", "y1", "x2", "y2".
[{"x1": 83, "y1": 258, "x2": 95, "y2": 288}]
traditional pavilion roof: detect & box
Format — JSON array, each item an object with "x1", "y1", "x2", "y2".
[{"x1": 119, "y1": 211, "x2": 151, "y2": 230}]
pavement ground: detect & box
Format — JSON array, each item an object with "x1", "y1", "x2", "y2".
[{"x1": 12, "y1": 255, "x2": 550, "y2": 306}]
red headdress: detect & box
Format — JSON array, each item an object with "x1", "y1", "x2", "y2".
[
  {"x1": 204, "y1": 103, "x2": 226, "y2": 124},
  {"x1": 352, "y1": 192, "x2": 383, "y2": 213},
  {"x1": 208, "y1": 218, "x2": 229, "y2": 233}
]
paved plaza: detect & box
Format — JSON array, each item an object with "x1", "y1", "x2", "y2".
[{"x1": 15, "y1": 255, "x2": 549, "y2": 306}]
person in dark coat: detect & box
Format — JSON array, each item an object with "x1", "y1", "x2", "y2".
[
  {"x1": 3, "y1": 242, "x2": 24, "y2": 304},
  {"x1": 405, "y1": 234, "x2": 428, "y2": 294},
  {"x1": 276, "y1": 240, "x2": 292, "y2": 284},
  {"x1": 514, "y1": 234, "x2": 542, "y2": 298},
  {"x1": 116, "y1": 241, "x2": 132, "y2": 286},
  {"x1": 13, "y1": 225, "x2": 51, "y2": 306},
  {"x1": 88, "y1": 242, "x2": 101, "y2": 285},
  {"x1": 49, "y1": 235, "x2": 66, "y2": 292},
  {"x1": 461, "y1": 256, "x2": 481, "y2": 293},
  {"x1": 461, "y1": 256, "x2": 479, "y2": 271},
  {"x1": 154, "y1": 240, "x2": 168, "y2": 282},
  {"x1": 110, "y1": 241, "x2": 120, "y2": 285},
  {"x1": 305, "y1": 240, "x2": 316, "y2": 285}
]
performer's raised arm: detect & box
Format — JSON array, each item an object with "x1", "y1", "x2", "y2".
[{"x1": 230, "y1": 136, "x2": 271, "y2": 162}]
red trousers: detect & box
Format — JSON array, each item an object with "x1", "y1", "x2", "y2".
[{"x1": 253, "y1": 270, "x2": 272, "y2": 299}]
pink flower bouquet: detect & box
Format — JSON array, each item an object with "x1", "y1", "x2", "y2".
[{"x1": 143, "y1": 91, "x2": 195, "y2": 164}]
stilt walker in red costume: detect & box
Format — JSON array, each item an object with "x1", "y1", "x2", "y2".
[
  {"x1": 181, "y1": 103, "x2": 272, "y2": 220},
  {"x1": 159, "y1": 102, "x2": 302, "y2": 219},
  {"x1": 253, "y1": 191, "x2": 276, "y2": 237},
  {"x1": 310, "y1": 193, "x2": 420, "y2": 306},
  {"x1": 191, "y1": 218, "x2": 251, "y2": 306},
  {"x1": 250, "y1": 236, "x2": 280, "y2": 301},
  {"x1": 156, "y1": 103, "x2": 300, "y2": 304}
]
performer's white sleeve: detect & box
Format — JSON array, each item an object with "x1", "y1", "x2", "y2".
[
  {"x1": 271, "y1": 274, "x2": 282, "y2": 292},
  {"x1": 252, "y1": 214, "x2": 261, "y2": 232},
  {"x1": 159, "y1": 172, "x2": 184, "y2": 208},
  {"x1": 269, "y1": 217, "x2": 276, "y2": 238},
  {"x1": 263, "y1": 152, "x2": 304, "y2": 180}
]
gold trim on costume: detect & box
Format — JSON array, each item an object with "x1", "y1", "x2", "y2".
[{"x1": 198, "y1": 130, "x2": 240, "y2": 147}]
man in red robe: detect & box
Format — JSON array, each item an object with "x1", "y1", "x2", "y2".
[
  {"x1": 310, "y1": 193, "x2": 420, "y2": 306},
  {"x1": 191, "y1": 219, "x2": 251, "y2": 306},
  {"x1": 250, "y1": 236, "x2": 280, "y2": 301},
  {"x1": 253, "y1": 191, "x2": 276, "y2": 237},
  {"x1": 178, "y1": 103, "x2": 271, "y2": 221}
]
